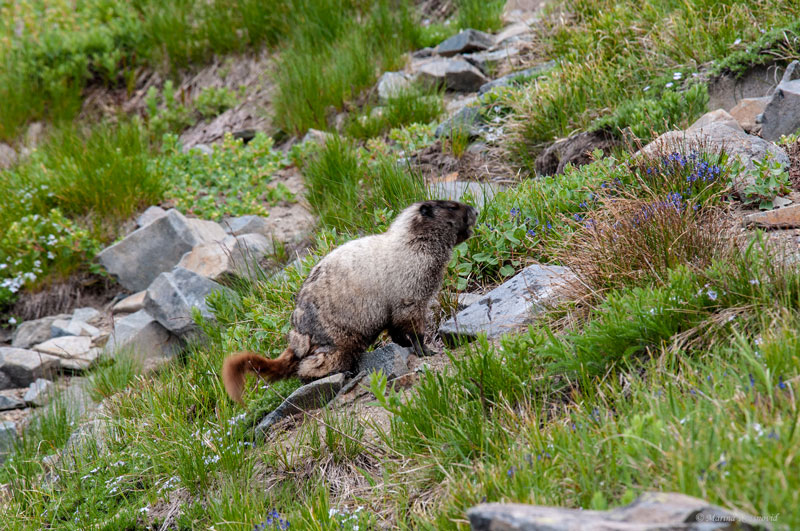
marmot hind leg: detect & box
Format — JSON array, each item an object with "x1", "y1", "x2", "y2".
[{"x1": 296, "y1": 346, "x2": 357, "y2": 381}]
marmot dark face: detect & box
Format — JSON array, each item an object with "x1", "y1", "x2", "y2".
[{"x1": 414, "y1": 200, "x2": 478, "y2": 245}]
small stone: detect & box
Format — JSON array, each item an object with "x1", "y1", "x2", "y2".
[
  {"x1": 11, "y1": 314, "x2": 70, "y2": 349},
  {"x1": 59, "y1": 348, "x2": 102, "y2": 371},
  {"x1": 0, "y1": 143, "x2": 17, "y2": 170},
  {"x1": 377, "y1": 72, "x2": 412, "y2": 102},
  {"x1": 112, "y1": 291, "x2": 146, "y2": 314},
  {"x1": 255, "y1": 373, "x2": 346, "y2": 439},
  {"x1": 436, "y1": 29, "x2": 495, "y2": 57},
  {"x1": 33, "y1": 336, "x2": 92, "y2": 359},
  {"x1": 415, "y1": 58, "x2": 489, "y2": 92},
  {"x1": 440, "y1": 264, "x2": 575, "y2": 342},
  {"x1": 463, "y1": 47, "x2": 521, "y2": 73},
  {"x1": 0, "y1": 347, "x2": 61, "y2": 387},
  {"x1": 0, "y1": 394, "x2": 24, "y2": 411},
  {"x1": 107, "y1": 310, "x2": 179, "y2": 369},
  {"x1": 743, "y1": 203, "x2": 800, "y2": 228},
  {"x1": 144, "y1": 267, "x2": 230, "y2": 337},
  {"x1": 300, "y1": 129, "x2": 331, "y2": 147},
  {"x1": 135, "y1": 206, "x2": 168, "y2": 228},
  {"x1": 23, "y1": 378, "x2": 54, "y2": 407},
  {"x1": 356, "y1": 344, "x2": 411, "y2": 380},
  {"x1": 191, "y1": 144, "x2": 214, "y2": 156},
  {"x1": 0, "y1": 421, "x2": 17, "y2": 464}
]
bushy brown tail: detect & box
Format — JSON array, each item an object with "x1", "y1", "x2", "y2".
[{"x1": 222, "y1": 349, "x2": 298, "y2": 404}]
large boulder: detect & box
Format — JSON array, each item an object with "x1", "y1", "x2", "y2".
[
  {"x1": 144, "y1": 267, "x2": 229, "y2": 337},
  {"x1": 440, "y1": 264, "x2": 575, "y2": 342},
  {"x1": 107, "y1": 310, "x2": 179, "y2": 369},
  {"x1": 11, "y1": 314, "x2": 69, "y2": 349},
  {"x1": 177, "y1": 233, "x2": 272, "y2": 281},
  {"x1": 377, "y1": 72, "x2": 413, "y2": 102},
  {"x1": 0, "y1": 347, "x2": 61, "y2": 387},
  {"x1": 96, "y1": 209, "x2": 227, "y2": 292},
  {"x1": 255, "y1": 373, "x2": 347, "y2": 439},
  {"x1": 758, "y1": 60, "x2": 800, "y2": 141},
  {"x1": 136, "y1": 206, "x2": 167, "y2": 228},
  {"x1": 415, "y1": 58, "x2": 489, "y2": 92},
  {"x1": 468, "y1": 491, "x2": 770, "y2": 531},
  {"x1": 436, "y1": 29, "x2": 494, "y2": 57}
]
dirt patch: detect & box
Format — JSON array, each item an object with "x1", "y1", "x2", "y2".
[
  {"x1": 144, "y1": 486, "x2": 195, "y2": 530},
  {"x1": 408, "y1": 140, "x2": 520, "y2": 183}
]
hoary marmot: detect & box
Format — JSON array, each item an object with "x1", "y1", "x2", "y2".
[{"x1": 222, "y1": 200, "x2": 478, "y2": 403}]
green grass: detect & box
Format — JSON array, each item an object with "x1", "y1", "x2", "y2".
[{"x1": 345, "y1": 85, "x2": 444, "y2": 140}]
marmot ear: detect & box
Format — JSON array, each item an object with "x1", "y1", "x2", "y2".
[{"x1": 420, "y1": 203, "x2": 434, "y2": 217}]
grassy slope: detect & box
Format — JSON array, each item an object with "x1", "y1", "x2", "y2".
[{"x1": 2, "y1": 0, "x2": 800, "y2": 530}]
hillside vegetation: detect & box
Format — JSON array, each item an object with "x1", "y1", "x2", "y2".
[{"x1": 2, "y1": 0, "x2": 800, "y2": 529}]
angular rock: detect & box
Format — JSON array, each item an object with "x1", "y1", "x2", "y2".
[
  {"x1": 0, "y1": 372, "x2": 10, "y2": 390},
  {"x1": 0, "y1": 394, "x2": 24, "y2": 411},
  {"x1": 255, "y1": 373, "x2": 346, "y2": 439},
  {"x1": 637, "y1": 123, "x2": 789, "y2": 197},
  {"x1": 300, "y1": 128, "x2": 331, "y2": 147},
  {"x1": 415, "y1": 58, "x2": 489, "y2": 92},
  {"x1": 11, "y1": 314, "x2": 70, "y2": 349},
  {"x1": 436, "y1": 29, "x2": 494, "y2": 57},
  {"x1": 428, "y1": 181, "x2": 504, "y2": 208},
  {"x1": 96, "y1": 209, "x2": 227, "y2": 292},
  {"x1": 0, "y1": 421, "x2": 16, "y2": 464},
  {"x1": 457, "y1": 292, "x2": 485, "y2": 310},
  {"x1": 435, "y1": 106, "x2": 484, "y2": 139},
  {"x1": 463, "y1": 47, "x2": 521, "y2": 73},
  {"x1": 51, "y1": 319, "x2": 100, "y2": 339},
  {"x1": 0, "y1": 347, "x2": 61, "y2": 387},
  {"x1": 63, "y1": 417, "x2": 109, "y2": 458},
  {"x1": 467, "y1": 491, "x2": 770, "y2": 531},
  {"x1": 377, "y1": 72, "x2": 412, "y2": 102},
  {"x1": 72, "y1": 307, "x2": 101, "y2": 324},
  {"x1": 112, "y1": 291, "x2": 146, "y2": 314},
  {"x1": 759, "y1": 60, "x2": 800, "y2": 141},
  {"x1": 178, "y1": 233, "x2": 272, "y2": 281},
  {"x1": 707, "y1": 63, "x2": 784, "y2": 112},
  {"x1": 493, "y1": 22, "x2": 531, "y2": 46},
  {"x1": 59, "y1": 348, "x2": 102, "y2": 371},
  {"x1": 24, "y1": 378, "x2": 54, "y2": 407},
  {"x1": 33, "y1": 336, "x2": 92, "y2": 359},
  {"x1": 536, "y1": 129, "x2": 620, "y2": 176},
  {"x1": 440, "y1": 264, "x2": 574, "y2": 342},
  {"x1": 687, "y1": 108, "x2": 743, "y2": 134},
  {"x1": 144, "y1": 267, "x2": 228, "y2": 337},
  {"x1": 743, "y1": 203, "x2": 800, "y2": 228},
  {"x1": 730, "y1": 97, "x2": 770, "y2": 133},
  {"x1": 107, "y1": 310, "x2": 179, "y2": 368},
  {"x1": 478, "y1": 61, "x2": 555, "y2": 95},
  {"x1": 223, "y1": 205, "x2": 314, "y2": 245},
  {"x1": 356, "y1": 344, "x2": 411, "y2": 380},
  {"x1": 136, "y1": 206, "x2": 168, "y2": 228}
]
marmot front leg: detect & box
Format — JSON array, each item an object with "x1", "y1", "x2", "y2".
[{"x1": 391, "y1": 311, "x2": 435, "y2": 357}]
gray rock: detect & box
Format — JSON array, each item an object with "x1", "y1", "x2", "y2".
[
  {"x1": 467, "y1": 491, "x2": 770, "y2": 531},
  {"x1": 63, "y1": 418, "x2": 109, "y2": 458},
  {"x1": 136, "y1": 206, "x2": 168, "y2": 228},
  {"x1": 428, "y1": 180, "x2": 504, "y2": 208},
  {"x1": 33, "y1": 336, "x2": 92, "y2": 359},
  {"x1": 440, "y1": 264, "x2": 574, "y2": 342},
  {"x1": 24, "y1": 378, "x2": 54, "y2": 407},
  {"x1": 223, "y1": 204, "x2": 314, "y2": 246},
  {"x1": 356, "y1": 344, "x2": 411, "y2": 380},
  {"x1": 377, "y1": 72, "x2": 412, "y2": 102},
  {"x1": 0, "y1": 394, "x2": 24, "y2": 411},
  {"x1": 0, "y1": 347, "x2": 61, "y2": 387},
  {"x1": 463, "y1": 47, "x2": 521, "y2": 73},
  {"x1": 191, "y1": 144, "x2": 214, "y2": 156},
  {"x1": 300, "y1": 128, "x2": 331, "y2": 147},
  {"x1": 0, "y1": 421, "x2": 17, "y2": 464},
  {"x1": 759, "y1": 60, "x2": 800, "y2": 141},
  {"x1": 478, "y1": 61, "x2": 555, "y2": 95},
  {"x1": 96, "y1": 209, "x2": 227, "y2": 292},
  {"x1": 178, "y1": 233, "x2": 272, "y2": 281},
  {"x1": 730, "y1": 96, "x2": 770, "y2": 133},
  {"x1": 536, "y1": 129, "x2": 620, "y2": 176},
  {"x1": 144, "y1": 267, "x2": 228, "y2": 337},
  {"x1": 0, "y1": 372, "x2": 10, "y2": 390},
  {"x1": 59, "y1": 348, "x2": 102, "y2": 372},
  {"x1": 637, "y1": 122, "x2": 789, "y2": 197},
  {"x1": 11, "y1": 314, "x2": 70, "y2": 349},
  {"x1": 71, "y1": 307, "x2": 101, "y2": 324},
  {"x1": 112, "y1": 291, "x2": 146, "y2": 314},
  {"x1": 51, "y1": 319, "x2": 100, "y2": 339},
  {"x1": 222, "y1": 215, "x2": 268, "y2": 236},
  {"x1": 707, "y1": 63, "x2": 785, "y2": 112},
  {"x1": 457, "y1": 292, "x2": 485, "y2": 310},
  {"x1": 415, "y1": 58, "x2": 489, "y2": 92},
  {"x1": 255, "y1": 373, "x2": 346, "y2": 439},
  {"x1": 107, "y1": 310, "x2": 180, "y2": 370},
  {"x1": 687, "y1": 108, "x2": 743, "y2": 134},
  {"x1": 435, "y1": 106, "x2": 484, "y2": 140},
  {"x1": 493, "y1": 22, "x2": 532, "y2": 46},
  {"x1": 436, "y1": 29, "x2": 494, "y2": 57}
]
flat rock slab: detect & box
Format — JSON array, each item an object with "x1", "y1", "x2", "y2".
[
  {"x1": 0, "y1": 347, "x2": 61, "y2": 387},
  {"x1": 436, "y1": 29, "x2": 494, "y2": 57},
  {"x1": 743, "y1": 203, "x2": 800, "y2": 228},
  {"x1": 144, "y1": 267, "x2": 228, "y2": 337},
  {"x1": 24, "y1": 378, "x2": 54, "y2": 407},
  {"x1": 415, "y1": 58, "x2": 489, "y2": 92},
  {"x1": 255, "y1": 373, "x2": 346, "y2": 439},
  {"x1": 467, "y1": 491, "x2": 770, "y2": 531},
  {"x1": 112, "y1": 291, "x2": 146, "y2": 314},
  {"x1": 428, "y1": 181, "x2": 504, "y2": 208},
  {"x1": 11, "y1": 314, "x2": 70, "y2": 349},
  {"x1": 96, "y1": 209, "x2": 227, "y2": 292},
  {"x1": 34, "y1": 336, "x2": 92, "y2": 359},
  {"x1": 0, "y1": 394, "x2": 24, "y2": 411},
  {"x1": 356, "y1": 343, "x2": 411, "y2": 380},
  {"x1": 440, "y1": 264, "x2": 574, "y2": 342}
]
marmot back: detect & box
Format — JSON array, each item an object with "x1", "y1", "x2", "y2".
[{"x1": 222, "y1": 200, "x2": 477, "y2": 403}]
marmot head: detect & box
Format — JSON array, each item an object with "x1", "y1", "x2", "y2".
[{"x1": 401, "y1": 200, "x2": 478, "y2": 246}]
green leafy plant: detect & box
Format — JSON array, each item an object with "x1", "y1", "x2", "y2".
[
  {"x1": 194, "y1": 86, "x2": 241, "y2": 120},
  {"x1": 741, "y1": 155, "x2": 791, "y2": 210}
]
